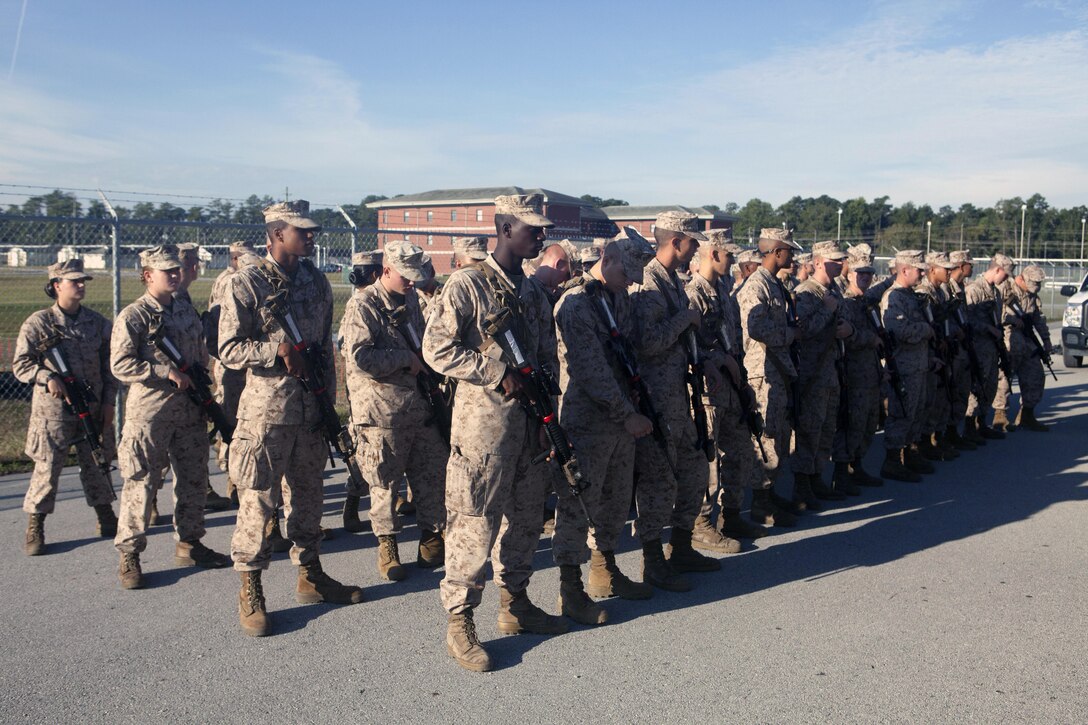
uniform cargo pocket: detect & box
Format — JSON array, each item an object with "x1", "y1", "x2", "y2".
[
  {"x1": 228, "y1": 435, "x2": 271, "y2": 491},
  {"x1": 117, "y1": 434, "x2": 150, "y2": 481},
  {"x1": 24, "y1": 424, "x2": 62, "y2": 463},
  {"x1": 444, "y1": 447, "x2": 502, "y2": 517}
]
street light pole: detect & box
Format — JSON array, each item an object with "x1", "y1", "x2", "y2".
[
  {"x1": 837, "y1": 208, "x2": 842, "y2": 242},
  {"x1": 1081, "y1": 217, "x2": 1086, "y2": 262},
  {"x1": 926, "y1": 220, "x2": 932, "y2": 254},
  {"x1": 1020, "y1": 204, "x2": 1027, "y2": 259}
]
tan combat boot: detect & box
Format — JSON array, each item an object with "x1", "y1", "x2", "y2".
[
  {"x1": 641, "y1": 539, "x2": 692, "y2": 592},
  {"x1": 377, "y1": 535, "x2": 406, "y2": 581},
  {"x1": 880, "y1": 448, "x2": 921, "y2": 483},
  {"x1": 342, "y1": 494, "x2": 368, "y2": 533},
  {"x1": 963, "y1": 416, "x2": 987, "y2": 445},
  {"x1": 587, "y1": 550, "x2": 652, "y2": 600},
  {"x1": 94, "y1": 504, "x2": 117, "y2": 538},
  {"x1": 991, "y1": 408, "x2": 1016, "y2": 433},
  {"x1": 666, "y1": 527, "x2": 722, "y2": 573},
  {"x1": 917, "y1": 436, "x2": 942, "y2": 461},
  {"x1": 849, "y1": 458, "x2": 884, "y2": 487},
  {"x1": 832, "y1": 462, "x2": 861, "y2": 496},
  {"x1": 1016, "y1": 406, "x2": 1050, "y2": 432},
  {"x1": 749, "y1": 489, "x2": 797, "y2": 528},
  {"x1": 297, "y1": 561, "x2": 364, "y2": 605},
  {"x1": 557, "y1": 565, "x2": 607, "y2": 626},
  {"x1": 905, "y1": 444, "x2": 935, "y2": 474},
  {"x1": 118, "y1": 552, "x2": 144, "y2": 590},
  {"x1": 497, "y1": 587, "x2": 570, "y2": 635},
  {"x1": 946, "y1": 424, "x2": 977, "y2": 451},
  {"x1": 691, "y1": 514, "x2": 742, "y2": 554},
  {"x1": 417, "y1": 529, "x2": 445, "y2": 569},
  {"x1": 447, "y1": 611, "x2": 491, "y2": 672},
  {"x1": 175, "y1": 540, "x2": 231, "y2": 568},
  {"x1": 239, "y1": 570, "x2": 270, "y2": 637},
  {"x1": 978, "y1": 415, "x2": 1005, "y2": 440},
  {"x1": 24, "y1": 513, "x2": 45, "y2": 556},
  {"x1": 792, "y1": 473, "x2": 822, "y2": 511},
  {"x1": 718, "y1": 508, "x2": 767, "y2": 540}
]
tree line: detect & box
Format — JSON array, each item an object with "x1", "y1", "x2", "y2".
[{"x1": 5, "y1": 190, "x2": 1087, "y2": 258}]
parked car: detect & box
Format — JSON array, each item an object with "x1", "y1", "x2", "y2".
[{"x1": 1059, "y1": 273, "x2": 1088, "y2": 367}]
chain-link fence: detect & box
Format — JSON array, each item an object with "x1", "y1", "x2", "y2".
[{"x1": 0, "y1": 213, "x2": 378, "y2": 466}]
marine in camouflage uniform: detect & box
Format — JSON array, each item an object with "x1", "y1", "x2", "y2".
[
  {"x1": 736, "y1": 230, "x2": 807, "y2": 522},
  {"x1": 13, "y1": 259, "x2": 118, "y2": 556},
  {"x1": 687, "y1": 231, "x2": 778, "y2": 542},
  {"x1": 790, "y1": 241, "x2": 854, "y2": 506},
  {"x1": 220, "y1": 201, "x2": 363, "y2": 638},
  {"x1": 914, "y1": 252, "x2": 960, "y2": 462},
  {"x1": 633, "y1": 210, "x2": 723, "y2": 591},
  {"x1": 339, "y1": 242, "x2": 447, "y2": 582},
  {"x1": 878, "y1": 251, "x2": 935, "y2": 482},
  {"x1": 205, "y1": 241, "x2": 257, "y2": 480},
  {"x1": 422, "y1": 194, "x2": 569, "y2": 673},
  {"x1": 944, "y1": 250, "x2": 979, "y2": 449},
  {"x1": 830, "y1": 248, "x2": 885, "y2": 489},
  {"x1": 551, "y1": 235, "x2": 657, "y2": 625},
  {"x1": 111, "y1": 245, "x2": 231, "y2": 590},
  {"x1": 993, "y1": 265, "x2": 1052, "y2": 432},
  {"x1": 964, "y1": 254, "x2": 1014, "y2": 439}
]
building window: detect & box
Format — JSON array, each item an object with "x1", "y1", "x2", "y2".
[
  {"x1": 451, "y1": 209, "x2": 458, "y2": 222},
  {"x1": 476, "y1": 209, "x2": 483, "y2": 222},
  {"x1": 403, "y1": 211, "x2": 410, "y2": 222},
  {"x1": 427, "y1": 211, "x2": 434, "y2": 222},
  {"x1": 427, "y1": 235, "x2": 433, "y2": 246}
]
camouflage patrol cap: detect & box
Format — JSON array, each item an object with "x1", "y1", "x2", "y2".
[
  {"x1": 1022, "y1": 264, "x2": 1046, "y2": 283},
  {"x1": 139, "y1": 244, "x2": 182, "y2": 271},
  {"x1": 352, "y1": 250, "x2": 383, "y2": 266},
  {"x1": 847, "y1": 248, "x2": 875, "y2": 273},
  {"x1": 383, "y1": 241, "x2": 427, "y2": 282},
  {"x1": 991, "y1": 253, "x2": 1016, "y2": 274},
  {"x1": 613, "y1": 225, "x2": 651, "y2": 245},
  {"x1": 737, "y1": 249, "x2": 761, "y2": 265},
  {"x1": 949, "y1": 249, "x2": 973, "y2": 265},
  {"x1": 452, "y1": 236, "x2": 489, "y2": 260},
  {"x1": 229, "y1": 239, "x2": 256, "y2": 255},
  {"x1": 47, "y1": 258, "x2": 93, "y2": 281},
  {"x1": 812, "y1": 240, "x2": 848, "y2": 261},
  {"x1": 894, "y1": 250, "x2": 927, "y2": 270},
  {"x1": 757, "y1": 228, "x2": 803, "y2": 253},
  {"x1": 703, "y1": 228, "x2": 742, "y2": 254},
  {"x1": 176, "y1": 242, "x2": 200, "y2": 259},
  {"x1": 494, "y1": 194, "x2": 554, "y2": 228},
  {"x1": 237, "y1": 252, "x2": 262, "y2": 269},
  {"x1": 795, "y1": 253, "x2": 813, "y2": 265},
  {"x1": 613, "y1": 233, "x2": 655, "y2": 283},
  {"x1": 579, "y1": 246, "x2": 601, "y2": 265},
  {"x1": 925, "y1": 251, "x2": 957, "y2": 269},
  {"x1": 263, "y1": 200, "x2": 321, "y2": 230},
  {"x1": 655, "y1": 210, "x2": 707, "y2": 242},
  {"x1": 552, "y1": 238, "x2": 578, "y2": 263}
]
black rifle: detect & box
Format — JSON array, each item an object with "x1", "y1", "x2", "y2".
[
  {"x1": 990, "y1": 299, "x2": 1017, "y2": 393},
  {"x1": 384, "y1": 304, "x2": 452, "y2": 444},
  {"x1": 583, "y1": 280, "x2": 680, "y2": 479},
  {"x1": 916, "y1": 292, "x2": 956, "y2": 406},
  {"x1": 482, "y1": 307, "x2": 594, "y2": 527},
  {"x1": 1009, "y1": 298, "x2": 1057, "y2": 381},
  {"x1": 146, "y1": 319, "x2": 234, "y2": 444},
  {"x1": 710, "y1": 314, "x2": 768, "y2": 462},
  {"x1": 952, "y1": 300, "x2": 986, "y2": 397},
  {"x1": 865, "y1": 304, "x2": 909, "y2": 414},
  {"x1": 830, "y1": 286, "x2": 851, "y2": 431},
  {"x1": 684, "y1": 329, "x2": 716, "y2": 462},
  {"x1": 263, "y1": 289, "x2": 366, "y2": 493},
  {"x1": 35, "y1": 330, "x2": 113, "y2": 476},
  {"x1": 778, "y1": 280, "x2": 803, "y2": 428}
]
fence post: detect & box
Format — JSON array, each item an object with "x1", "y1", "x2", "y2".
[{"x1": 98, "y1": 190, "x2": 123, "y2": 438}]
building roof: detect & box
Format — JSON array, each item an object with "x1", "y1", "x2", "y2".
[
  {"x1": 600, "y1": 204, "x2": 738, "y2": 222},
  {"x1": 366, "y1": 186, "x2": 591, "y2": 209}
]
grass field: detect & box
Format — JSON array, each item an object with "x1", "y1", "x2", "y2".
[{"x1": 0, "y1": 266, "x2": 356, "y2": 467}]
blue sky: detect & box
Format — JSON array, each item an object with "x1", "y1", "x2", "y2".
[{"x1": 1, "y1": 0, "x2": 1086, "y2": 210}]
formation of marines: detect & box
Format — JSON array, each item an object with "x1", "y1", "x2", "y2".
[{"x1": 12, "y1": 195, "x2": 1057, "y2": 672}]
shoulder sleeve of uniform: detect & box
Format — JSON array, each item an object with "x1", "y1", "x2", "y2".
[{"x1": 421, "y1": 268, "x2": 507, "y2": 388}]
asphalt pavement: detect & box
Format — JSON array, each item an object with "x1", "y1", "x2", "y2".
[{"x1": 1, "y1": 365, "x2": 1085, "y2": 724}]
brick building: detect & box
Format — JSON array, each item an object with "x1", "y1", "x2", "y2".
[
  {"x1": 600, "y1": 204, "x2": 737, "y2": 239},
  {"x1": 367, "y1": 186, "x2": 617, "y2": 269}
]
